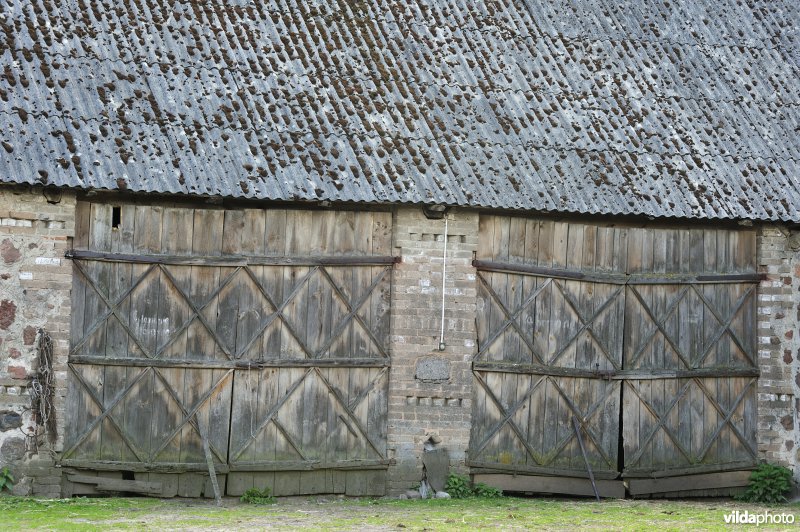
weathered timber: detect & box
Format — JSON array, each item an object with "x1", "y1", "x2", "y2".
[
  {"x1": 573, "y1": 416, "x2": 601, "y2": 501},
  {"x1": 473, "y1": 260, "x2": 763, "y2": 284},
  {"x1": 473, "y1": 474, "x2": 625, "y2": 498},
  {"x1": 472, "y1": 363, "x2": 759, "y2": 380},
  {"x1": 66, "y1": 474, "x2": 163, "y2": 495},
  {"x1": 622, "y1": 461, "x2": 761, "y2": 479},
  {"x1": 473, "y1": 259, "x2": 601, "y2": 281},
  {"x1": 472, "y1": 215, "x2": 758, "y2": 487},
  {"x1": 60, "y1": 460, "x2": 231, "y2": 475},
  {"x1": 67, "y1": 249, "x2": 400, "y2": 266},
  {"x1": 64, "y1": 203, "x2": 394, "y2": 496},
  {"x1": 69, "y1": 356, "x2": 389, "y2": 369},
  {"x1": 468, "y1": 463, "x2": 621, "y2": 480},
  {"x1": 229, "y1": 460, "x2": 390, "y2": 472},
  {"x1": 470, "y1": 220, "x2": 624, "y2": 480},
  {"x1": 627, "y1": 470, "x2": 753, "y2": 495}
]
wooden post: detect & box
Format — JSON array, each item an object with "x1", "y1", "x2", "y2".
[{"x1": 573, "y1": 416, "x2": 600, "y2": 502}]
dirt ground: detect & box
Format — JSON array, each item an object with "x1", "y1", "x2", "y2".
[{"x1": 3, "y1": 494, "x2": 799, "y2": 530}]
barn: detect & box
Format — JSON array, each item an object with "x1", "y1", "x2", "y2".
[{"x1": 0, "y1": 0, "x2": 798, "y2": 498}]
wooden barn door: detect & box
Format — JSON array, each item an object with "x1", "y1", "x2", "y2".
[
  {"x1": 470, "y1": 216, "x2": 759, "y2": 497},
  {"x1": 64, "y1": 203, "x2": 393, "y2": 497},
  {"x1": 469, "y1": 218, "x2": 626, "y2": 496},
  {"x1": 622, "y1": 229, "x2": 759, "y2": 495}
]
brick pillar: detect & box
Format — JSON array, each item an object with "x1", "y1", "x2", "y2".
[
  {"x1": 756, "y1": 225, "x2": 798, "y2": 481},
  {"x1": 386, "y1": 207, "x2": 479, "y2": 494},
  {"x1": 0, "y1": 185, "x2": 76, "y2": 496}
]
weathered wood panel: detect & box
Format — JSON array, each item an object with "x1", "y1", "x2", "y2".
[
  {"x1": 473, "y1": 473, "x2": 625, "y2": 498},
  {"x1": 627, "y1": 470, "x2": 752, "y2": 496},
  {"x1": 65, "y1": 202, "x2": 393, "y2": 497},
  {"x1": 472, "y1": 215, "x2": 758, "y2": 490},
  {"x1": 622, "y1": 228, "x2": 758, "y2": 478},
  {"x1": 471, "y1": 217, "x2": 625, "y2": 482}
]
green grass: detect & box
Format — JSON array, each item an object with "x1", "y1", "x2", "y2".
[{"x1": 1, "y1": 495, "x2": 798, "y2": 530}]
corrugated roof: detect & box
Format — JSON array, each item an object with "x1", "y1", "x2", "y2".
[{"x1": 1, "y1": 0, "x2": 799, "y2": 221}]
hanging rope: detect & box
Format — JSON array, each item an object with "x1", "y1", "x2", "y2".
[{"x1": 30, "y1": 328, "x2": 57, "y2": 444}]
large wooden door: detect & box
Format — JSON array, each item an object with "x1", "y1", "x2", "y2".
[
  {"x1": 64, "y1": 203, "x2": 394, "y2": 497},
  {"x1": 470, "y1": 216, "x2": 759, "y2": 496},
  {"x1": 470, "y1": 218, "x2": 624, "y2": 483},
  {"x1": 622, "y1": 229, "x2": 759, "y2": 483}
]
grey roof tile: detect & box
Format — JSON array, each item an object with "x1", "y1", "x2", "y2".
[{"x1": 1, "y1": 0, "x2": 799, "y2": 221}]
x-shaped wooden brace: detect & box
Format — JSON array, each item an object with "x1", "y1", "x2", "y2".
[
  {"x1": 475, "y1": 272, "x2": 550, "y2": 365},
  {"x1": 472, "y1": 372, "x2": 618, "y2": 469},
  {"x1": 470, "y1": 371, "x2": 547, "y2": 462},
  {"x1": 318, "y1": 368, "x2": 389, "y2": 452},
  {"x1": 74, "y1": 260, "x2": 390, "y2": 363},
  {"x1": 229, "y1": 368, "x2": 312, "y2": 463},
  {"x1": 692, "y1": 378, "x2": 758, "y2": 461},
  {"x1": 229, "y1": 265, "x2": 389, "y2": 360},
  {"x1": 548, "y1": 281, "x2": 623, "y2": 370},
  {"x1": 205, "y1": 264, "x2": 388, "y2": 361},
  {"x1": 547, "y1": 377, "x2": 618, "y2": 469},
  {"x1": 689, "y1": 285, "x2": 757, "y2": 368},
  {"x1": 626, "y1": 285, "x2": 694, "y2": 370},
  {"x1": 153, "y1": 264, "x2": 244, "y2": 360},
  {"x1": 317, "y1": 266, "x2": 390, "y2": 359},
  {"x1": 230, "y1": 367, "x2": 386, "y2": 464},
  {"x1": 148, "y1": 368, "x2": 234, "y2": 464},
  {"x1": 627, "y1": 284, "x2": 756, "y2": 370},
  {"x1": 73, "y1": 261, "x2": 242, "y2": 360},
  {"x1": 70, "y1": 261, "x2": 157, "y2": 358},
  {"x1": 624, "y1": 377, "x2": 756, "y2": 469},
  {"x1": 227, "y1": 265, "x2": 318, "y2": 360},
  {"x1": 624, "y1": 379, "x2": 695, "y2": 468},
  {"x1": 313, "y1": 367, "x2": 386, "y2": 459},
  {"x1": 62, "y1": 363, "x2": 151, "y2": 461}
]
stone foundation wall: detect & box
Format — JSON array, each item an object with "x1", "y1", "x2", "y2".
[
  {"x1": 385, "y1": 208, "x2": 479, "y2": 494},
  {"x1": 0, "y1": 185, "x2": 75, "y2": 496},
  {"x1": 755, "y1": 225, "x2": 799, "y2": 481}
]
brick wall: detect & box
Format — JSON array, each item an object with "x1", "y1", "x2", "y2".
[
  {"x1": 385, "y1": 207, "x2": 479, "y2": 493},
  {"x1": 0, "y1": 185, "x2": 75, "y2": 496},
  {"x1": 755, "y1": 225, "x2": 799, "y2": 481}
]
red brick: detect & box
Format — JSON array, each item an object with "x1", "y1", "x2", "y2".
[{"x1": 7, "y1": 365, "x2": 28, "y2": 379}]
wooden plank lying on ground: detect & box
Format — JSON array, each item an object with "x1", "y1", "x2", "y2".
[
  {"x1": 646, "y1": 486, "x2": 747, "y2": 499},
  {"x1": 627, "y1": 470, "x2": 753, "y2": 496},
  {"x1": 473, "y1": 474, "x2": 625, "y2": 499},
  {"x1": 66, "y1": 473, "x2": 163, "y2": 495}
]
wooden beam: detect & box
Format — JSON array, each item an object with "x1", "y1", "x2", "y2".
[
  {"x1": 694, "y1": 273, "x2": 765, "y2": 283},
  {"x1": 646, "y1": 487, "x2": 747, "y2": 498},
  {"x1": 473, "y1": 474, "x2": 625, "y2": 498},
  {"x1": 623, "y1": 461, "x2": 758, "y2": 478},
  {"x1": 229, "y1": 460, "x2": 390, "y2": 472},
  {"x1": 67, "y1": 249, "x2": 400, "y2": 266},
  {"x1": 468, "y1": 462, "x2": 620, "y2": 480},
  {"x1": 473, "y1": 363, "x2": 759, "y2": 379},
  {"x1": 66, "y1": 473, "x2": 163, "y2": 495},
  {"x1": 68, "y1": 356, "x2": 390, "y2": 369},
  {"x1": 472, "y1": 259, "x2": 763, "y2": 284},
  {"x1": 473, "y1": 259, "x2": 615, "y2": 283},
  {"x1": 627, "y1": 470, "x2": 753, "y2": 496},
  {"x1": 60, "y1": 459, "x2": 231, "y2": 474}
]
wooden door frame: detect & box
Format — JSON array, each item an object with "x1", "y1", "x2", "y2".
[
  {"x1": 468, "y1": 257, "x2": 762, "y2": 480},
  {"x1": 468, "y1": 260, "x2": 625, "y2": 479},
  {"x1": 63, "y1": 203, "x2": 397, "y2": 496}
]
